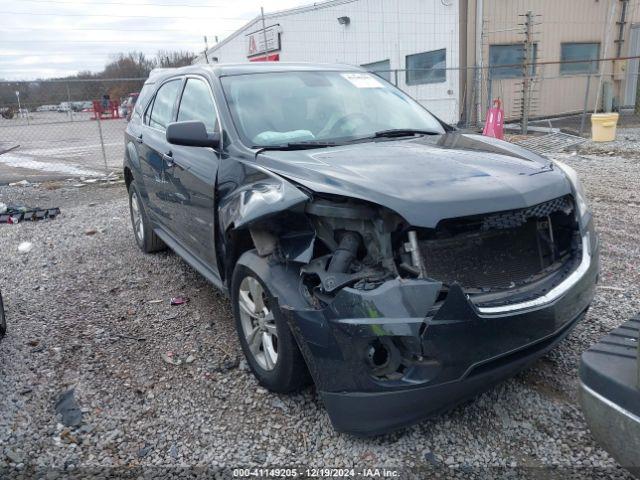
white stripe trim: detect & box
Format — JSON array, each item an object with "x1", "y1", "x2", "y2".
[{"x1": 581, "y1": 382, "x2": 640, "y2": 425}]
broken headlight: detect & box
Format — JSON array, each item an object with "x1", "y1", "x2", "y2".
[{"x1": 554, "y1": 160, "x2": 590, "y2": 225}]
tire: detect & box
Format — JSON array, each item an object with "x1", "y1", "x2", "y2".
[
  {"x1": 231, "y1": 260, "x2": 310, "y2": 393},
  {"x1": 128, "y1": 181, "x2": 166, "y2": 253},
  {"x1": 0, "y1": 291, "x2": 6, "y2": 337}
]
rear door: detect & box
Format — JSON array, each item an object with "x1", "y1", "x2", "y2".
[
  {"x1": 163, "y1": 76, "x2": 221, "y2": 266},
  {"x1": 138, "y1": 78, "x2": 183, "y2": 224}
]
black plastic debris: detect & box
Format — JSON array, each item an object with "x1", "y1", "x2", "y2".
[
  {"x1": 54, "y1": 389, "x2": 83, "y2": 427},
  {"x1": 0, "y1": 206, "x2": 60, "y2": 224}
]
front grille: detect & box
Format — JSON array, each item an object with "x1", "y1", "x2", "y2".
[
  {"x1": 417, "y1": 196, "x2": 578, "y2": 291},
  {"x1": 481, "y1": 196, "x2": 573, "y2": 231}
]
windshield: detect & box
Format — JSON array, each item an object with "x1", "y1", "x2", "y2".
[{"x1": 220, "y1": 71, "x2": 445, "y2": 147}]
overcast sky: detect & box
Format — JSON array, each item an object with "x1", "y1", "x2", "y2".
[{"x1": 0, "y1": 0, "x2": 310, "y2": 80}]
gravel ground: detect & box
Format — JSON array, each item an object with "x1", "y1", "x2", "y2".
[{"x1": 0, "y1": 132, "x2": 639, "y2": 478}]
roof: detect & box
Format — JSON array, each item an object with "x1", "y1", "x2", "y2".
[
  {"x1": 200, "y1": 0, "x2": 360, "y2": 58},
  {"x1": 147, "y1": 62, "x2": 365, "y2": 82}
]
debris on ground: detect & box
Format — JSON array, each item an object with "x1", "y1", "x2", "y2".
[
  {"x1": 60, "y1": 428, "x2": 78, "y2": 444},
  {"x1": 0, "y1": 144, "x2": 19, "y2": 156},
  {"x1": 161, "y1": 351, "x2": 195, "y2": 366},
  {"x1": 17, "y1": 242, "x2": 33, "y2": 253},
  {"x1": 8, "y1": 180, "x2": 32, "y2": 187},
  {"x1": 170, "y1": 296, "x2": 188, "y2": 306},
  {"x1": 114, "y1": 333, "x2": 146, "y2": 342},
  {"x1": 0, "y1": 205, "x2": 60, "y2": 224},
  {"x1": 54, "y1": 389, "x2": 83, "y2": 427},
  {"x1": 84, "y1": 228, "x2": 98, "y2": 236},
  {"x1": 161, "y1": 351, "x2": 182, "y2": 366}
]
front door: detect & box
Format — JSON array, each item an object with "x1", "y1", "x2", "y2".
[{"x1": 163, "y1": 76, "x2": 220, "y2": 266}]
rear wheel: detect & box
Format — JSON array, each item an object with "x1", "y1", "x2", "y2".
[
  {"x1": 128, "y1": 181, "x2": 165, "y2": 253},
  {"x1": 231, "y1": 261, "x2": 310, "y2": 393}
]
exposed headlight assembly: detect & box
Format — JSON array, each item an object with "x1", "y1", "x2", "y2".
[{"x1": 554, "y1": 160, "x2": 591, "y2": 226}]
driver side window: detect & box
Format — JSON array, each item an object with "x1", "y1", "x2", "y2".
[{"x1": 177, "y1": 78, "x2": 218, "y2": 133}]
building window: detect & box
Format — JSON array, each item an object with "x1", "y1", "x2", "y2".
[
  {"x1": 406, "y1": 49, "x2": 446, "y2": 85},
  {"x1": 560, "y1": 43, "x2": 600, "y2": 74},
  {"x1": 489, "y1": 44, "x2": 537, "y2": 79},
  {"x1": 361, "y1": 60, "x2": 391, "y2": 82}
]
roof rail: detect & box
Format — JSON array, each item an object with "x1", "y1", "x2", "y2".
[{"x1": 148, "y1": 67, "x2": 173, "y2": 79}]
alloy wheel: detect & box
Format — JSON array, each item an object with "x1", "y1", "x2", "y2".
[
  {"x1": 238, "y1": 276, "x2": 278, "y2": 371},
  {"x1": 130, "y1": 191, "x2": 144, "y2": 244}
]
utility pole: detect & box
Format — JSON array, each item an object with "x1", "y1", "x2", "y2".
[
  {"x1": 474, "y1": 0, "x2": 484, "y2": 126},
  {"x1": 594, "y1": 0, "x2": 618, "y2": 113},
  {"x1": 615, "y1": 0, "x2": 629, "y2": 107},
  {"x1": 521, "y1": 11, "x2": 534, "y2": 134},
  {"x1": 203, "y1": 35, "x2": 210, "y2": 64},
  {"x1": 261, "y1": 6, "x2": 269, "y2": 57}
]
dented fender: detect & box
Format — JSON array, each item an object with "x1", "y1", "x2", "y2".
[{"x1": 218, "y1": 168, "x2": 309, "y2": 232}]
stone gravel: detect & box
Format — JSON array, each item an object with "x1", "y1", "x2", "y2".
[{"x1": 0, "y1": 132, "x2": 639, "y2": 478}]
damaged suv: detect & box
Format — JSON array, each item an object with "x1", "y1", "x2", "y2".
[{"x1": 124, "y1": 63, "x2": 599, "y2": 436}]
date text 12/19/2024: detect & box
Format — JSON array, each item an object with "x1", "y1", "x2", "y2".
[{"x1": 233, "y1": 468, "x2": 400, "y2": 478}]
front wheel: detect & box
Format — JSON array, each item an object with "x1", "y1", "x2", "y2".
[{"x1": 231, "y1": 261, "x2": 310, "y2": 393}]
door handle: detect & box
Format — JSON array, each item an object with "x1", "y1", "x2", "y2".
[
  {"x1": 162, "y1": 152, "x2": 174, "y2": 167},
  {"x1": 135, "y1": 134, "x2": 143, "y2": 144}
]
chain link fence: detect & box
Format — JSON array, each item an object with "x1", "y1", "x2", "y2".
[
  {"x1": 0, "y1": 78, "x2": 145, "y2": 180},
  {"x1": 1, "y1": 59, "x2": 640, "y2": 182}
]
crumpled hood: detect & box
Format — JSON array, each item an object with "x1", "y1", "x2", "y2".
[{"x1": 255, "y1": 133, "x2": 572, "y2": 228}]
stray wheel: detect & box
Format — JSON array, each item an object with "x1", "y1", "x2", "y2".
[
  {"x1": 128, "y1": 181, "x2": 165, "y2": 253},
  {"x1": 231, "y1": 259, "x2": 310, "y2": 393}
]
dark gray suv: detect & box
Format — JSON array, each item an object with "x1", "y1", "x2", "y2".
[{"x1": 124, "y1": 63, "x2": 599, "y2": 436}]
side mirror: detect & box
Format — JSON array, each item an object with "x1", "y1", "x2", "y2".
[{"x1": 166, "y1": 120, "x2": 220, "y2": 148}]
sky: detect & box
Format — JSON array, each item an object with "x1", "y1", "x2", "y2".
[{"x1": 0, "y1": 0, "x2": 310, "y2": 80}]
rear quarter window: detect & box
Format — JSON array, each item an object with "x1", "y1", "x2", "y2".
[{"x1": 133, "y1": 83, "x2": 154, "y2": 120}]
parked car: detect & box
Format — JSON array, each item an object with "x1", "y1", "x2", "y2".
[
  {"x1": 580, "y1": 314, "x2": 639, "y2": 477},
  {"x1": 121, "y1": 92, "x2": 139, "y2": 120},
  {"x1": 124, "y1": 63, "x2": 599, "y2": 435},
  {"x1": 57, "y1": 102, "x2": 71, "y2": 113},
  {"x1": 71, "y1": 101, "x2": 86, "y2": 112}
]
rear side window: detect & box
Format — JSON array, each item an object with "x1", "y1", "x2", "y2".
[
  {"x1": 177, "y1": 78, "x2": 218, "y2": 132},
  {"x1": 148, "y1": 80, "x2": 181, "y2": 130},
  {"x1": 133, "y1": 84, "x2": 153, "y2": 120}
]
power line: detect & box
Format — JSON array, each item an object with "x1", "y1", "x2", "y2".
[
  {"x1": 14, "y1": 0, "x2": 230, "y2": 8},
  {"x1": 0, "y1": 52, "x2": 195, "y2": 57},
  {"x1": 0, "y1": 26, "x2": 239, "y2": 33},
  {"x1": 0, "y1": 40, "x2": 203, "y2": 44},
  {"x1": 0, "y1": 10, "x2": 251, "y2": 20}
]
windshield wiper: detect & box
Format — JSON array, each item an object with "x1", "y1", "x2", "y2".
[
  {"x1": 371, "y1": 128, "x2": 441, "y2": 139},
  {"x1": 253, "y1": 141, "x2": 341, "y2": 151}
]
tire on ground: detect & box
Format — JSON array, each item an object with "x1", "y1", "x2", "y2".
[
  {"x1": 231, "y1": 258, "x2": 311, "y2": 393},
  {"x1": 128, "y1": 181, "x2": 166, "y2": 253}
]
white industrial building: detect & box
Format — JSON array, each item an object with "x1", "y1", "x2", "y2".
[
  {"x1": 197, "y1": 0, "x2": 640, "y2": 125},
  {"x1": 195, "y1": 0, "x2": 462, "y2": 123}
]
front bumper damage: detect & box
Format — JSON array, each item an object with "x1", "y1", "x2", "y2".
[{"x1": 239, "y1": 227, "x2": 599, "y2": 436}]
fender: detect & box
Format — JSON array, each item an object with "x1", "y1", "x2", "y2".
[{"x1": 217, "y1": 166, "x2": 309, "y2": 233}]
